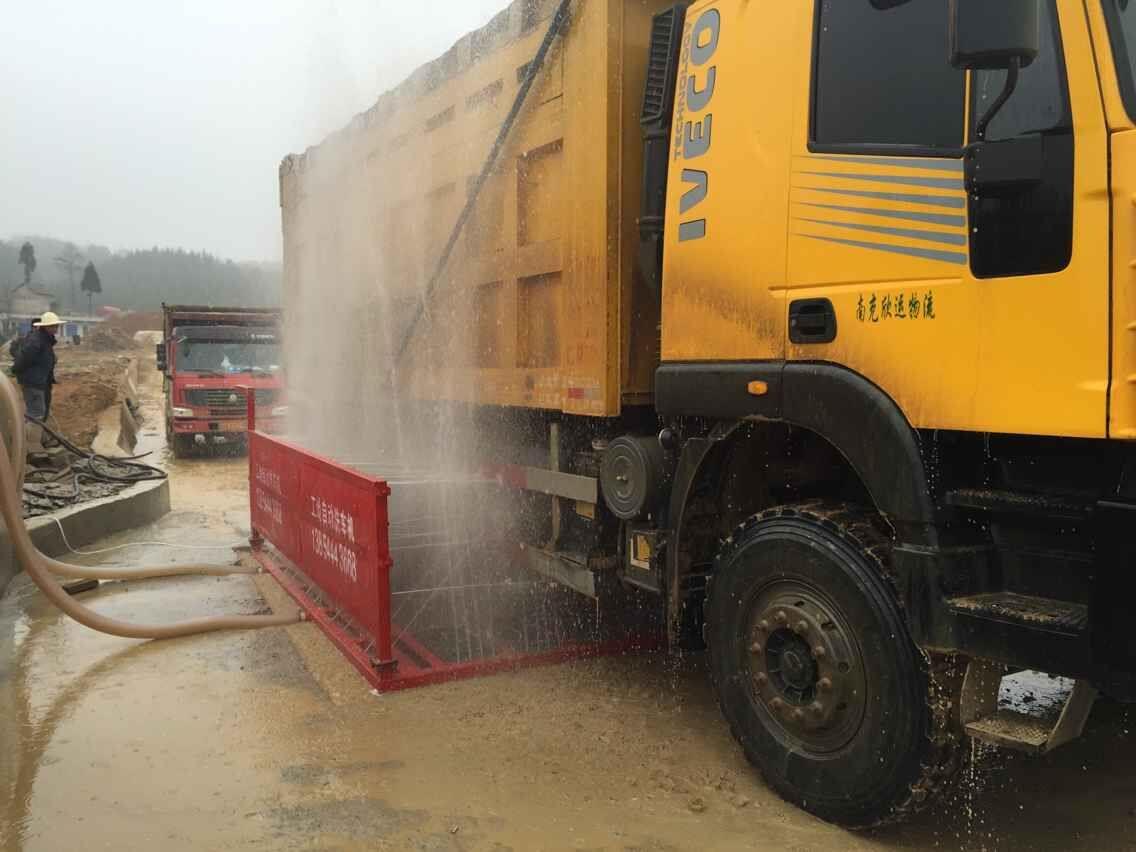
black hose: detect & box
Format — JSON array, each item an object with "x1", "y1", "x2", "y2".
[
  {"x1": 27, "y1": 414, "x2": 167, "y2": 484},
  {"x1": 21, "y1": 413, "x2": 167, "y2": 513}
]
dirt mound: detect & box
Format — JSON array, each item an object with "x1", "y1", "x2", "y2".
[
  {"x1": 52, "y1": 360, "x2": 127, "y2": 449},
  {"x1": 50, "y1": 350, "x2": 133, "y2": 449},
  {"x1": 86, "y1": 326, "x2": 135, "y2": 351},
  {"x1": 105, "y1": 311, "x2": 162, "y2": 335}
]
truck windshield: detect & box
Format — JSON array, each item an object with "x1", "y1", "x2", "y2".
[
  {"x1": 1105, "y1": 0, "x2": 1136, "y2": 119},
  {"x1": 176, "y1": 340, "x2": 282, "y2": 374}
]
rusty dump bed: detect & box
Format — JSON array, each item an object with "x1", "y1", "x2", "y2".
[
  {"x1": 279, "y1": 0, "x2": 672, "y2": 417},
  {"x1": 163, "y1": 305, "x2": 280, "y2": 336}
]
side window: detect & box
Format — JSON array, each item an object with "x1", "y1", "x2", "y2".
[
  {"x1": 973, "y1": 21, "x2": 1068, "y2": 143},
  {"x1": 812, "y1": 0, "x2": 965, "y2": 152},
  {"x1": 967, "y1": 0, "x2": 1073, "y2": 279}
]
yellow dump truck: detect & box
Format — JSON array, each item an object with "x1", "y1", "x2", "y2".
[{"x1": 282, "y1": 0, "x2": 1136, "y2": 827}]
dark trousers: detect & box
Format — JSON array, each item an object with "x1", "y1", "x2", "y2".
[{"x1": 22, "y1": 385, "x2": 51, "y2": 420}]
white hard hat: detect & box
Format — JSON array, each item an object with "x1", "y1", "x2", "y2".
[{"x1": 33, "y1": 312, "x2": 63, "y2": 328}]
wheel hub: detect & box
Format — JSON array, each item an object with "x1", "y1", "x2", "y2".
[
  {"x1": 767, "y1": 631, "x2": 818, "y2": 697},
  {"x1": 746, "y1": 584, "x2": 867, "y2": 752}
]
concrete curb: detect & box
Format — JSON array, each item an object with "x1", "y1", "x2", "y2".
[{"x1": 0, "y1": 478, "x2": 171, "y2": 596}]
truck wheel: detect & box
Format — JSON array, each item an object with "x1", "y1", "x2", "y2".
[
  {"x1": 170, "y1": 434, "x2": 194, "y2": 459},
  {"x1": 706, "y1": 503, "x2": 959, "y2": 828}
]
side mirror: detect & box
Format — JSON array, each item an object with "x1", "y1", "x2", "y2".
[
  {"x1": 156, "y1": 342, "x2": 167, "y2": 372},
  {"x1": 949, "y1": 0, "x2": 1039, "y2": 70}
]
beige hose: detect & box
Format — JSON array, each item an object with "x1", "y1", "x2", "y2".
[
  {"x1": 0, "y1": 374, "x2": 301, "y2": 638},
  {"x1": 44, "y1": 555, "x2": 260, "y2": 581},
  {"x1": 0, "y1": 375, "x2": 258, "y2": 582}
]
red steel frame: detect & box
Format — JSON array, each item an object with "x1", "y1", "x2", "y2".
[{"x1": 246, "y1": 396, "x2": 659, "y2": 692}]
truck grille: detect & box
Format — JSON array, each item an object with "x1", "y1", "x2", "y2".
[{"x1": 186, "y1": 388, "x2": 277, "y2": 416}]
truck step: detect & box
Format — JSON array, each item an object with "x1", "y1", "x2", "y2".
[
  {"x1": 944, "y1": 488, "x2": 1093, "y2": 520},
  {"x1": 948, "y1": 592, "x2": 1087, "y2": 635},
  {"x1": 961, "y1": 661, "x2": 1097, "y2": 754},
  {"x1": 965, "y1": 709, "x2": 1053, "y2": 752}
]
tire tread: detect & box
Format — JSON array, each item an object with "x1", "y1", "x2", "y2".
[{"x1": 710, "y1": 501, "x2": 962, "y2": 829}]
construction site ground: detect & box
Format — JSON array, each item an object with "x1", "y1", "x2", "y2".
[
  {"x1": 44, "y1": 343, "x2": 135, "y2": 451},
  {"x1": 2, "y1": 357, "x2": 1136, "y2": 851}
]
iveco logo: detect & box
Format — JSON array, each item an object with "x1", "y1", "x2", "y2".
[
  {"x1": 228, "y1": 394, "x2": 239, "y2": 405},
  {"x1": 674, "y1": 8, "x2": 720, "y2": 243}
]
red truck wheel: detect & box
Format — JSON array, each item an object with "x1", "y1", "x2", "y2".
[{"x1": 169, "y1": 434, "x2": 194, "y2": 459}]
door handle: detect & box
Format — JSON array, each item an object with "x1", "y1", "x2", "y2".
[{"x1": 789, "y1": 299, "x2": 837, "y2": 344}]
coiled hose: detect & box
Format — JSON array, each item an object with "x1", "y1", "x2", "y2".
[
  {"x1": 0, "y1": 373, "x2": 300, "y2": 638},
  {"x1": 3, "y1": 376, "x2": 260, "y2": 581}
]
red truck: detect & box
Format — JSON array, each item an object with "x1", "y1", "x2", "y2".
[{"x1": 157, "y1": 304, "x2": 284, "y2": 457}]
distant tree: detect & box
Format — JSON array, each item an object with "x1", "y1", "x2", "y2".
[
  {"x1": 2, "y1": 236, "x2": 280, "y2": 311},
  {"x1": 17, "y1": 243, "x2": 36, "y2": 285},
  {"x1": 55, "y1": 243, "x2": 84, "y2": 310},
  {"x1": 80, "y1": 262, "x2": 102, "y2": 315}
]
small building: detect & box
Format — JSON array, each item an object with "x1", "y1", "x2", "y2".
[
  {"x1": 0, "y1": 314, "x2": 104, "y2": 346},
  {"x1": 0, "y1": 286, "x2": 108, "y2": 345},
  {"x1": 9, "y1": 285, "x2": 56, "y2": 318}
]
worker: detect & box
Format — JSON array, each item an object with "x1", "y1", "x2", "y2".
[
  {"x1": 13, "y1": 311, "x2": 62, "y2": 420},
  {"x1": 12, "y1": 312, "x2": 63, "y2": 462}
]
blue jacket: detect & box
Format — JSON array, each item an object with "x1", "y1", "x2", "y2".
[{"x1": 12, "y1": 329, "x2": 57, "y2": 390}]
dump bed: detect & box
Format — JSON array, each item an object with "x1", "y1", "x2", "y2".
[
  {"x1": 163, "y1": 304, "x2": 280, "y2": 338},
  {"x1": 279, "y1": 0, "x2": 668, "y2": 417}
]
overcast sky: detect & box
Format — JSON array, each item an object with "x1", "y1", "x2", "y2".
[{"x1": 1, "y1": 0, "x2": 509, "y2": 261}]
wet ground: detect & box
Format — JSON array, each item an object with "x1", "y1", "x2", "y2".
[{"x1": 3, "y1": 370, "x2": 1136, "y2": 850}]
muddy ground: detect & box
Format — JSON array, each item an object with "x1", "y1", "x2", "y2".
[{"x1": 2, "y1": 362, "x2": 1136, "y2": 851}]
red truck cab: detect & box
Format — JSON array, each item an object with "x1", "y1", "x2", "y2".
[{"x1": 157, "y1": 305, "x2": 284, "y2": 457}]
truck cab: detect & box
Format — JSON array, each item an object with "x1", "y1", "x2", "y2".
[
  {"x1": 158, "y1": 305, "x2": 284, "y2": 456},
  {"x1": 645, "y1": 0, "x2": 1136, "y2": 826}
]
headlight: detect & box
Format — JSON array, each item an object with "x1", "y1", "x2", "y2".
[
  {"x1": 171, "y1": 407, "x2": 194, "y2": 418},
  {"x1": 270, "y1": 405, "x2": 289, "y2": 418}
]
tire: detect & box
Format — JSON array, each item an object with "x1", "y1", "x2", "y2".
[
  {"x1": 170, "y1": 434, "x2": 194, "y2": 459},
  {"x1": 706, "y1": 503, "x2": 959, "y2": 828}
]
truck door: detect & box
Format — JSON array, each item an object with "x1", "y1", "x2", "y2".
[
  {"x1": 786, "y1": 0, "x2": 1109, "y2": 439},
  {"x1": 786, "y1": 0, "x2": 979, "y2": 432}
]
